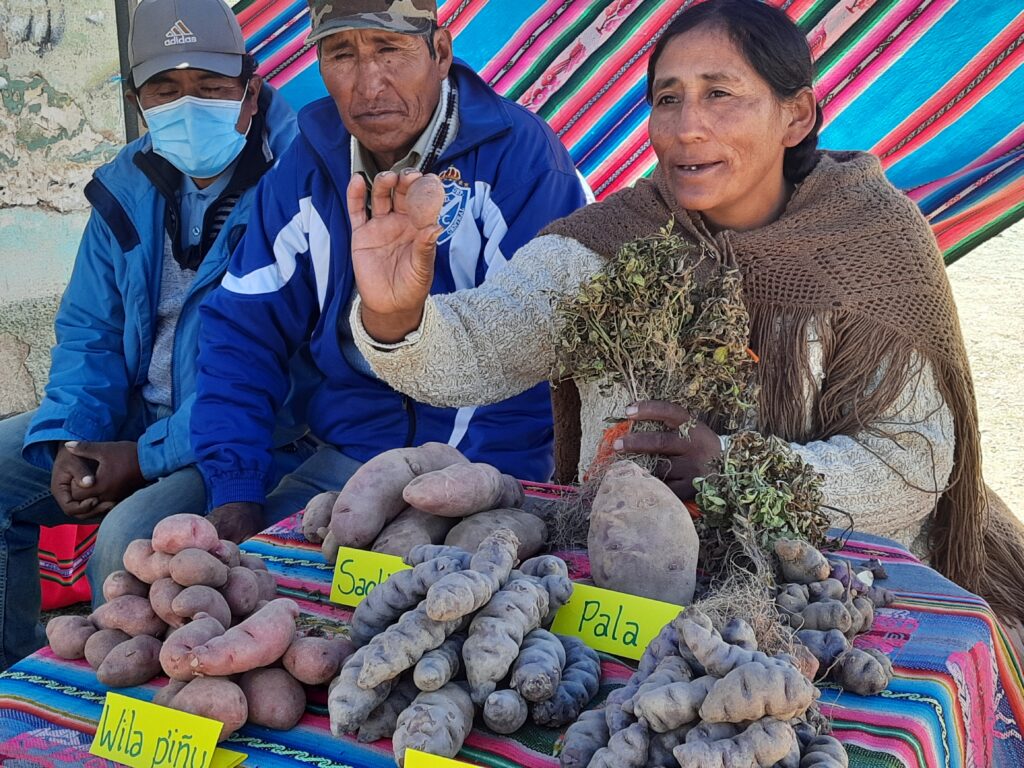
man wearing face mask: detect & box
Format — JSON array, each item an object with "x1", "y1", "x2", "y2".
[{"x1": 0, "y1": 0, "x2": 304, "y2": 670}]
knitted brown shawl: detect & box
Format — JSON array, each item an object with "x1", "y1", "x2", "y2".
[{"x1": 545, "y1": 150, "x2": 1024, "y2": 623}]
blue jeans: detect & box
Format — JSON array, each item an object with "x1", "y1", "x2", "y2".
[{"x1": 0, "y1": 411, "x2": 356, "y2": 670}]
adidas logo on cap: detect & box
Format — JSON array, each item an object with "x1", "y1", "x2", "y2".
[{"x1": 164, "y1": 19, "x2": 197, "y2": 47}]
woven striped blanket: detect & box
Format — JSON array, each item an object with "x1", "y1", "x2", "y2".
[
  {"x1": 235, "y1": 0, "x2": 1024, "y2": 264},
  {"x1": 3, "y1": 485, "x2": 1022, "y2": 767}
]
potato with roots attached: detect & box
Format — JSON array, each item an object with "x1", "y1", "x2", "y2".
[
  {"x1": 122, "y1": 539, "x2": 173, "y2": 584},
  {"x1": 329, "y1": 646, "x2": 395, "y2": 735},
  {"x1": 588, "y1": 460, "x2": 699, "y2": 605},
  {"x1": 46, "y1": 615, "x2": 97, "y2": 660},
  {"x1": 402, "y1": 462, "x2": 505, "y2": 517},
  {"x1": 372, "y1": 507, "x2": 457, "y2": 557},
  {"x1": 91, "y1": 595, "x2": 167, "y2": 638},
  {"x1": 169, "y1": 548, "x2": 229, "y2": 589},
  {"x1": 169, "y1": 677, "x2": 248, "y2": 741},
  {"x1": 101, "y1": 570, "x2": 148, "y2": 601},
  {"x1": 171, "y1": 585, "x2": 232, "y2": 629},
  {"x1": 700, "y1": 662, "x2": 818, "y2": 723},
  {"x1": 302, "y1": 491, "x2": 338, "y2": 544},
  {"x1": 673, "y1": 717, "x2": 798, "y2": 768},
  {"x1": 239, "y1": 668, "x2": 307, "y2": 730},
  {"x1": 774, "y1": 539, "x2": 831, "y2": 584},
  {"x1": 188, "y1": 598, "x2": 299, "y2": 676},
  {"x1": 558, "y1": 708, "x2": 609, "y2": 768},
  {"x1": 350, "y1": 555, "x2": 467, "y2": 647},
  {"x1": 482, "y1": 689, "x2": 529, "y2": 734},
  {"x1": 330, "y1": 442, "x2": 468, "y2": 549},
  {"x1": 392, "y1": 683, "x2": 475, "y2": 767},
  {"x1": 444, "y1": 508, "x2": 547, "y2": 560},
  {"x1": 358, "y1": 676, "x2": 419, "y2": 743},
  {"x1": 97, "y1": 635, "x2": 163, "y2": 688},
  {"x1": 424, "y1": 529, "x2": 519, "y2": 622},
  {"x1": 510, "y1": 629, "x2": 565, "y2": 702},
  {"x1": 85, "y1": 629, "x2": 131, "y2": 670},
  {"x1": 160, "y1": 613, "x2": 226, "y2": 681},
  {"x1": 284, "y1": 633, "x2": 354, "y2": 685},
  {"x1": 152, "y1": 514, "x2": 220, "y2": 555}
]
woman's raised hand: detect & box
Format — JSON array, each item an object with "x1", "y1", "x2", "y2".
[{"x1": 347, "y1": 170, "x2": 445, "y2": 343}]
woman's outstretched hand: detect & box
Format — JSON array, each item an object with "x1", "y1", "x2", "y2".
[
  {"x1": 347, "y1": 170, "x2": 445, "y2": 343},
  {"x1": 614, "y1": 400, "x2": 723, "y2": 501}
]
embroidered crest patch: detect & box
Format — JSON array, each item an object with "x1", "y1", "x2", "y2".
[{"x1": 437, "y1": 166, "x2": 470, "y2": 245}]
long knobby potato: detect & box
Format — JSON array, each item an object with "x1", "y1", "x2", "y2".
[
  {"x1": 632, "y1": 676, "x2": 716, "y2": 733},
  {"x1": 413, "y1": 634, "x2": 464, "y2": 692},
  {"x1": 558, "y1": 708, "x2": 609, "y2": 768},
  {"x1": 679, "y1": 617, "x2": 778, "y2": 678},
  {"x1": 510, "y1": 628, "x2": 565, "y2": 702},
  {"x1": 482, "y1": 689, "x2": 529, "y2": 734},
  {"x1": 330, "y1": 443, "x2": 468, "y2": 548},
  {"x1": 588, "y1": 460, "x2": 699, "y2": 605},
  {"x1": 672, "y1": 717, "x2": 798, "y2": 768},
  {"x1": 392, "y1": 683, "x2": 475, "y2": 767},
  {"x1": 151, "y1": 514, "x2": 220, "y2": 555},
  {"x1": 96, "y1": 635, "x2": 162, "y2": 688},
  {"x1": 626, "y1": 655, "x2": 693, "y2": 714},
  {"x1": 402, "y1": 462, "x2": 505, "y2": 517},
  {"x1": 404, "y1": 544, "x2": 471, "y2": 568},
  {"x1": 357, "y1": 676, "x2": 419, "y2": 743},
  {"x1": 700, "y1": 662, "x2": 818, "y2": 723},
  {"x1": 587, "y1": 720, "x2": 650, "y2": 768},
  {"x1": 349, "y1": 555, "x2": 466, "y2": 647},
  {"x1": 372, "y1": 506, "x2": 457, "y2": 557},
  {"x1": 160, "y1": 614, "x2": 226, "y2": 681},
  {"x1": 45, "y1": 615, "x2": 97, "y2": 660},
  {"x1": 424, "y1": 528, "x2": 519, "y2": 622},
  {"x1": 602, "y1": 684, "x2": 638, "y2": 734},
  {"x1": 529, "y1": 635, "x2": 601, "y2": 728},
  {"x1": 357, "y1": 603, "x2": 463, "y2": 689},
  {"x1": 189, "y1": 598, "x2": 299, "y2": 676},
  {"x1": 329, "y1": 646, "x2": 394, "y2": 735}
]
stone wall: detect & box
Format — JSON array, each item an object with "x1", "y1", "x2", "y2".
[{"x1": 0, "y1": 0, "x2": 122, "y2": 413}]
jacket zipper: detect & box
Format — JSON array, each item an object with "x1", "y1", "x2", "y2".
[{"x1": 403, "y1": 396, "x2": 418, "y2": 447}]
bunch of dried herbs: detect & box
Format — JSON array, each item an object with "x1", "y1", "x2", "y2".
[
  {"x1": 695, "y1": 430, "x2": 829, "y2": 575},
  {"x1": 551, "y1": 222, "x2": 757, "y2": 433}
]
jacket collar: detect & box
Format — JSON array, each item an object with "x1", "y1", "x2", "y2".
[{"x1": 298, "y1": 59, "x2": 514, "y2": 184}]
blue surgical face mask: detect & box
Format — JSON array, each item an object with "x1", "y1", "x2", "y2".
[{"x1": 141, "y1": 92, "x2": 250, "y2": 179}]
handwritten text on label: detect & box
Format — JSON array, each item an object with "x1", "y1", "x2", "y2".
[{"x1": 330, "y1": 547, "x2": 411, "y2": 606}]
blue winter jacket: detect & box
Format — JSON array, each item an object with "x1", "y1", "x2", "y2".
[
  {"x1": 23, "y1": 87, "x2": 300, "y2": 479},
  {"x1": 192, "y1": 60, "x2": 589, "y2": 507}
]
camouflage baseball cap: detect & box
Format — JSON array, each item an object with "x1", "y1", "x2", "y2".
[{"x1": 306, "y1": 0, "x2": 437, "y2": 44}]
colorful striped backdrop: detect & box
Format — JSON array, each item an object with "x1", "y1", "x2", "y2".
[{"x1": 234, "y1": 0, "x2": 1024, "y2": 264}]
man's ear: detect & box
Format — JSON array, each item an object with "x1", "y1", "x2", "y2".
[
  {"x1": 434, "y1": 27, "x2": 454, "y2": 80},
  {"x1": 125, "y1": 89, "x2": 145, "y2": 125}
]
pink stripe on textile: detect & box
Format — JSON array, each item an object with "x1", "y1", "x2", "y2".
[
  {"x1": 538, "y1": 4, "x2": 678, "y2": 126},
  {"x1": 918, "y1": 155, "x2": 1024, "y2": 219},
  {"x1": 558, "y1": 60, "x2": 646, "y2": 151},
  {"x1": 818, "y1": 0, "x2": 955, "y2": 123},
  {"x1": 806, "y1": 0, "x2": 879, "y2": 62},
  {"x1": 872, "y1": 17, "x2": 1024, "y2": 164},
  {"x1": 258, "y1": 35, "x2": 306, "y2": 75},
  {"x1": 264, "y1": 46, "x2": 318, "y2": 86},
  {"x1": 933, "y1": 180, "x2": 1024, "y2": 251},
  {"x1": 444, "y1": 0, "x2": 487, "y2": 37},
  {"x1": 475, "y1": 0, "x2": 565, "y2": 84},
  {"x1": 828, "y1": 704, "x2": 944, "y2": 767}
]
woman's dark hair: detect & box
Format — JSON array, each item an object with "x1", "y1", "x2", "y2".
[{"x1": 646, "y1": 0, "x2": 823, "y2": 183}]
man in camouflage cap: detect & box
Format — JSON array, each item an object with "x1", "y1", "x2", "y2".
[{"x1": 191, "y1": 0, "x2": 591, "y2": 541}]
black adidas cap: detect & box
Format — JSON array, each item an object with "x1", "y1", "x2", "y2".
[{"x1": 129, "y1": 0, "x2": 247, "y2": 87}]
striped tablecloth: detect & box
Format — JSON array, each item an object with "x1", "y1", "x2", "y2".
[{"x1": 1, "y1": 490, "x2": 1021, "y2": 767}]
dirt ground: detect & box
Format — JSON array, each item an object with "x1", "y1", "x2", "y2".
[{"x1": 947, "y1": 220, "x2": 1024, "y2": 523}]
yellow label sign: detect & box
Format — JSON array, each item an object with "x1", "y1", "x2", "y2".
[
  {"x1": 550, "y1": 583, "x2": 683, "y2": 660},
  {"x1": 89, "y1": 692, "x2": 247, "y2": 768},
  {"x1": 330, "y1": 546, "x2": 411, "y2": 606},
  {"x1": 404, "y1": 748, "x2": 479, "y2": 767}
]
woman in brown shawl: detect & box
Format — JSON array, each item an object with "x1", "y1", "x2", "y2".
[{"x1": 345, "y1": 0, "x2": 1024, "y2": 639}]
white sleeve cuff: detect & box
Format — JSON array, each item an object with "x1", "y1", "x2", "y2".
[{"x1": 351, "y1": 295, "x2": 428, "y2": 351}]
